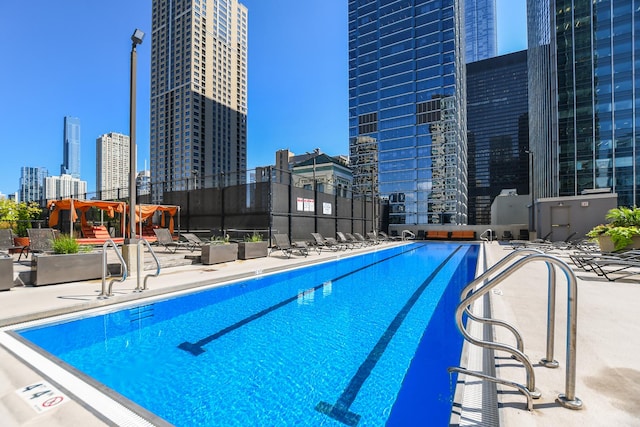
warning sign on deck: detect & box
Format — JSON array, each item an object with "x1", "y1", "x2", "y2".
[{"x1": 16, "y1": 381, "x2": 69, "y2": 413}]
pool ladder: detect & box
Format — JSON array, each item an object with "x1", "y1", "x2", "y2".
[
  {"x1": 448, "y1": 248, "x2": 583, "y2": 411},
  {"x1": 98, "y1": 239, "x2": 161, "y2": 298}
]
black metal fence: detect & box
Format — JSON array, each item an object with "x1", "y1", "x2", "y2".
[{"x1": 33, "y1": 167, "x2": 377, "y2": 243}]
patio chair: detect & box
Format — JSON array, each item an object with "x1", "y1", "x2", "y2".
[
  {"x1": 21, "y1": 228, "x2": 57, "y2": 260},
  {"x1": 310, "y1": 233, "x2": 342, "y2": 253},
  {"x1": 153, "y1": 228, "x2": 194, "y2": 253},
  {"x1": 269, "y1": 234, "x2": 308, "y2": 258},
  {"x1": 0, "y1": 229, "x2": 25, "y2": 255},
  {"x1": 336, "y1": 232, "x2": 358, "y2": 249},
  {"x1": 180, "y1": 232, "x2": 205, "y2": 251},
  {"x1": 365, "y1": 232, "x2": 382, "y2": 245},
  {"x1": 346, "y1": 232, "x2": 367, "y2": 247},
  {"x1": 378, "y1": 231, "x2": 401, "y2": 241}
]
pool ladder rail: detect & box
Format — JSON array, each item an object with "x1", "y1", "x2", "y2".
[
  {"x1": 449, "y1": 248, "x2": 583, "y2": 411},
  {"x1": 98, "y1": 238, "x2": 161, "y2": 298}
]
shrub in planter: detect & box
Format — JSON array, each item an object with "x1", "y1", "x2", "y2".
[
  {"x1": 238, "y1": 233, "x2": 268, "y2": 260},
  {"x1": 587, "y1": 207, "x2": 640, "y2": 251}
]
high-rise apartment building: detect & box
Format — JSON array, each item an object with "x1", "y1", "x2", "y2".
[
  {"x1": 150, "y1": 0, "x2": 248, "y2": 201},
  {"x1": 465, "y1": 0, "x2": 497, "y2": 63},
  {"x1": 348, "y1": 0, "x2": 468, "y2": 226},
  {"x1": 467, "y1": 50, "x2": 529, "y2": 224},
  {"x1": 61, "y1": 116, "x2": 81, "y2": 179},
  {"x1": 44, "y1": 174, "x2": 87, "y2": 200},
  {"x1": 96, "y1": 132, "x2": 130, "y2": 200},
  {"x1": 528, "y1": 0, "x2": 640, "y2": 207},
  {"x1": 19, "y1": 167, "x2": 48, "y2": 204}
]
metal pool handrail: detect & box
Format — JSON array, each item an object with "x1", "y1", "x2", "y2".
[
  {"x1": 460, "y1": 248, "x2": 545, "y2": 355},
  {"x1": 454, "y1": 251, "x2": 583, "y2": 410},
  {"x1": 135, "y1": 238, "x2": 161, "y2": 292},
  {"x1": 99, "y1": 239, "x2": 128, "y2": 299}
]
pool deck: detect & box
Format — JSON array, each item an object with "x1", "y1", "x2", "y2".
[{"x1": 0, "y1": 241, "x2": 638, "y2": 426}]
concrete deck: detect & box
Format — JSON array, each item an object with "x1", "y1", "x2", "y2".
[{"x1": 0, "y1": 241, "x2": 638, "y2": 426}]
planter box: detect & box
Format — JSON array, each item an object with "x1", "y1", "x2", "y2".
[
  {"x1": 237, "y1": 241, "x2": 268, "y2": 260},
  {"x1": 201, "y1": 243, "x2": 238, "y2": 265},
  {"x1": 31, "y1": 252, "x2": 103, "y2": 286},
  {"x1": 0, "y1": 256, "x2": 13, "y2": 291},
  {"x1": 597, "y1": 235, "x2": 640, "y2": 253}
]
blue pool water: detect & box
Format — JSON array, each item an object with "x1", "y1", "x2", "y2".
[{"x1": 18, "y1": 243, "x2": 478, "y2": 426}]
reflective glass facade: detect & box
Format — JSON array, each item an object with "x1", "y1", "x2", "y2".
[
  {"x1": 467, "y1": 50, "x2": 529, "y2": 224},
  {"x1": 529, "y1": 0, "x2": 640, "y2": 207},
  {"x1": 464, "y1": 0, "x2": 497, "y2": 63},
  {"x1": 348, "y1": 0, "x2": 468, "y2": 226},
  {"x1": 61, "y1": 116, "x2": 81, "y2": 179}
]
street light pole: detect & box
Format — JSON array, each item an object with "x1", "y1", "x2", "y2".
[{"x1": 128, "y1": 29, "x2": 144, "y2": 242}]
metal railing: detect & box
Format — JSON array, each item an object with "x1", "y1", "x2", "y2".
[
  {"x1": 135, "y1": 238, "x2": 161, "y2": 292},
  {"x1": 479, "y1": 228, "x2": 494, "y2": 241},
  {"x1": 450, "y1": 248, "x2": 583, "y2": 410},
  {"x1": 99, "y1": 239, "x2": 128, "y2": 299}
]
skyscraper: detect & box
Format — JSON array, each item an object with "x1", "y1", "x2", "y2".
[
  {"x1": 150, "y1": 0, "x2": 248, "y2": 201},
  {"x1": 465, "y1": 0, "x2": 497, "y2": 63},
  {"x1": 96, "y1": 132, "x2": 130, "y2": 200},
  {"x1": 19, "y1": 166, "x2": 48, "y2": 204},
  {"x1": 529, "y1": 0, "x2": 640, "y2": 208},
  {"x1": 348, "y1": 0, "x2": 468, "y2": 227},
  {"x1": 467, "y1": 50, "x2": 529, "y2": 224},
  {"x1": 61, "y1": 116, "x2": 81, "y2": 179}
]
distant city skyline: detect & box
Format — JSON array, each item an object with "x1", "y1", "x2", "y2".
[{"x1": 0, "y1": 0, "x2": 526, "y2": 197}]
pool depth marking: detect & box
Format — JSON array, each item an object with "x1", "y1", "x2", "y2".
[
  {"x1": 315, "y1": 246, "x2": 462, "y2": 427},
  {"x1": 178, "y1": 244, "x2": 428, "y2": 356}
]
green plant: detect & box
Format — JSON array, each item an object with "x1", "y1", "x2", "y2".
[
  {"x1": 587, "y1": 207, "x2": 640, "y2": 251},
  {"x1": 210, "y1": 234, "x2": 230, "y2": 244},
  {"x1": 244, "y1": 232, "x2": 263, "y2": 242},
  {"x1": 52, "y1": 234, "x2": 92, "y2": 254},
  {"x1": 0, "y1": 199, "x2": 42, "y2": 237}
]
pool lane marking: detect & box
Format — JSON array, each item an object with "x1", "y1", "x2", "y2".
[
  {"x1": 177, "y1": 244, "x2": 429, "y2": 356},
  {"x1": 315, "y1": 246, "x2": 463, "y2": 427}
]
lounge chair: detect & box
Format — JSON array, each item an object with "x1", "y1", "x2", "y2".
[
  {"x1": 153, "y1": 228, "x2": 194, "y2": 253},
  {"x1": 378, "y1": 231, "x2": 401, "y2": 241},
  {"x1": 365, "y1": 232, "x2": 381, "y2": 245},
  {"x1": 353, "y1": 232, "x2": 375, "y2": 246},
  {"x1": 21, "y1": 228, "x2": 57, "y2": 260},
  {"x1": 336, "y1": 232, "x2": 358, "y2": 249},
  {"x1": 181, "y1": 233, "x2": 205, "y2": 251},
  {"x1": 269, "y1": 234, "x2": 309, "y2": 258},
  {"x1": 310, "y1": 233, "x2": 342, "y2": 253}
]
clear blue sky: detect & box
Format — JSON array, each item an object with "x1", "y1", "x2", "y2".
[{"x1": 0, "y1": 0, "x2": 526, "y2": 196}]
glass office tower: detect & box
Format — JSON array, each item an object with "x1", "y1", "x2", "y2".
[
  {"x1": 348, "y1": 0, "x2": 468, "y2": 226},
  {"x1": 529, "y1": 0, "x2": 640, "y2": 207},
  {"x1": 61, "y1": 116, "x2": 81, "y2": 179},
  {"x1": 465, "y1": 0, "x2": 497, "y2": 63},
  {"x1": 19, "y1": 166, "x2": 48, "y2": 204},
  {"x1": 467, "y1": 50, "x2": 529, "y2": 224}
]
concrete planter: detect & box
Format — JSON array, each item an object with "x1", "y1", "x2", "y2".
[
  {"x1": 237, "y1": 241, "x2": 268, "y2": 260},
  {"x1": 0, "y1": 256, "x2": 13, "y2": 291},
  {"x1": 597, "y1": 235, "x2": 640, "y2": 253},
  {"x1": 31, "y1": 252, "x2": 103, "y2": 286},
  {"x1": 201, "y1": 243, "x2": 238, "y2": 265}
]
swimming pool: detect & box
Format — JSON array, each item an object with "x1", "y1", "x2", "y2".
[{"x1": 12, "y1": 243, "x2": 479, "y2": 426}]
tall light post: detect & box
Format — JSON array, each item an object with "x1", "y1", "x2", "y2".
[
  {"x1": 128, "y1": 29, "x2": 144, "y2": 242},
  {"x1": 525, "y1": 149, "x2": 535, "y2": 236}
]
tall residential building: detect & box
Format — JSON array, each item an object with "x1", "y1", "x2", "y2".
[
  {"x1": 465, "y1": 0, "x2": 497, "y2": 63},
  {"x1": 19, "y1": 167, "x2": 49, "y2": 204},
  {"x1": 528, "y1": 0, "x2": 640, "y2": 207},
  {"x1": 61, "y1": 116, "x2": 81, "y2": 179},
  {"x1": 348, "y1": 0, "x2": 468, "y2": 226},
  {"x1": 467, "y1": 50, "x2": 529, "y2": 224},
  {"x1": 150, "y1": 0, "x2": 248, "y2": 201},
  {"x1": 96, "y1": 132, "x2": 130, "y2": 200},
  {"x1": 44, "y1": 174, "x2": 87, "y2": 200}
]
